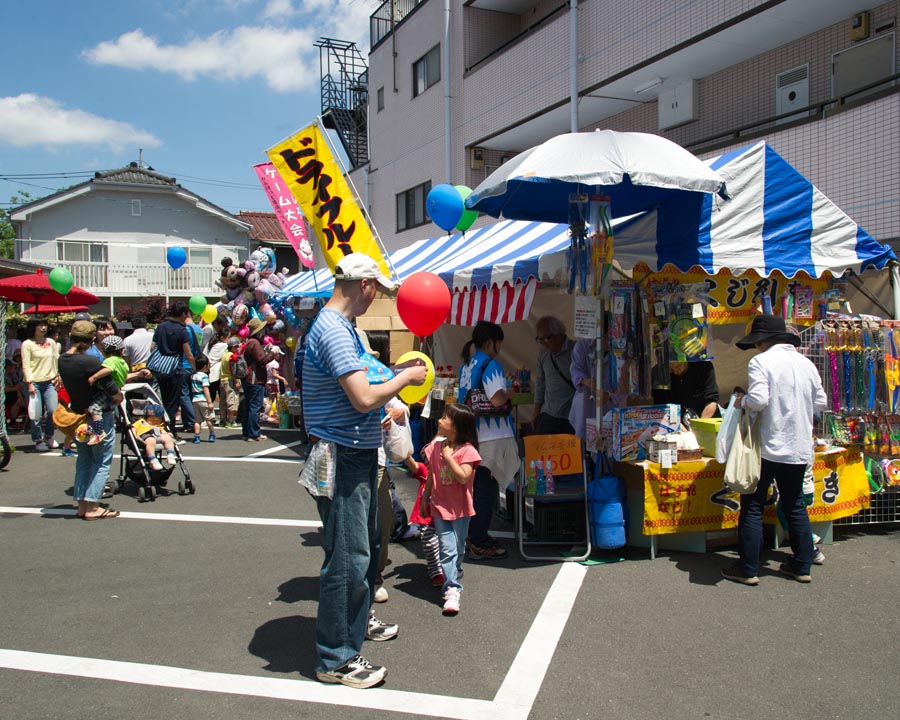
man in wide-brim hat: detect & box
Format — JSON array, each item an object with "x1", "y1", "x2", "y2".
[{"x1": 721, "y1": 314, "x2": 826, "y2": 587}]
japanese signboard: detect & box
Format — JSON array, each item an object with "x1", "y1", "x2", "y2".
[
  {"x1": 267, "y1": 123, "x2": 389, "y2": 277},
  {"x1": 633, "y1": 264, "x2": 829, "y2": 326},
  {"x1": 253, "y1": 163, "x2": 315, "y2": 268},
  {"x1": 639, "y1": 450, "x2": 870, "y2": 535}
]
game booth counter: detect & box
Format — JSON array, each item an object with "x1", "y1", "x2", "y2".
[{"x1": 278, "y1": 139, "x2": 900, "y2": 557}]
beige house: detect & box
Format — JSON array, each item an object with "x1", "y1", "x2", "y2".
[{"x1": 11, "y1": 164, "x2": 252, "y2": 316}]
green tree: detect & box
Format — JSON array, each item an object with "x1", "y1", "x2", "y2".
[{"x1": 0, "y1": 192, "x2": 33, "y2": 259}]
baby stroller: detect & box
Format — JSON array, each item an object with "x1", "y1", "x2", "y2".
[{"x1": 115, "y1": 382, "x2": 194, "y2": 500}]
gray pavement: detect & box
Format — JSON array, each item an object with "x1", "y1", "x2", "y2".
[{"x1": 1, "y1": 424, "x2": 898, "y2": 720}]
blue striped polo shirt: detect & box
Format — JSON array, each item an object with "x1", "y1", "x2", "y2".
[{"x1": 301, "y1": 309, "x2": 382, "y2": 448}]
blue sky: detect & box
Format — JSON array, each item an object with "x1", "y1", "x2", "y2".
[{"x1": 0, "y1": 0, "x2": 375, "y2": 214}]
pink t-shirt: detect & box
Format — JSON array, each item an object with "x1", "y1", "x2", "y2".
[{"x1": 425, "y1": 441, "x2": 481, "y2": 520}]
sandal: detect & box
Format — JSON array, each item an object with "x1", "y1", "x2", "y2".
[{"x1": 83, "y1": 508, "x2": 120, "y2": 521}]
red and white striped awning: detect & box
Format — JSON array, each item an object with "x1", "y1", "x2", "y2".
[{"x1": 449, "y1": 278, "x2": 539, "y2": 326}]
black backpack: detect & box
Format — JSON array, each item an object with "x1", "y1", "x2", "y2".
[{"x1": 231, "y1": 342, "x2": 250, "y2": 380}]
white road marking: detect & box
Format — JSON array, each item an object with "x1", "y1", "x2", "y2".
[
  {"x1": 39, "y1": 453, "x2": 306, "y2": 465},
  {"x1": 247, "y1": 438, "x2": 308, "y2": 458},
  {"x1": 0, "y1": 506, "x2": 322, "y2": 528},
  {"x1": 0, "y1": 562, "x2": 583, "y2": 719}
]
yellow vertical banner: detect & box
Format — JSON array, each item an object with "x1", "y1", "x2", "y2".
[{"x1": 267, "y1": 123, "x2": 390, "y2": 277}]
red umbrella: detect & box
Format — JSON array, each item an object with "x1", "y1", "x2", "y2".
[
  {"x1": 0, "y1": 268, "x2": 99, "y2": 314},
  {"x1": 23, "y1": 304, "x2": 89, "y2": 315}
]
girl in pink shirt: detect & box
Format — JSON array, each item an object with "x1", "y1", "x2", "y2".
[{"x1": 421, "y1": 403, "x2": 481, "y2": 616}]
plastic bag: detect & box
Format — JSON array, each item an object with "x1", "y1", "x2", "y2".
[
  {"x1": 716, "y1": 394, "x2": 740, "y2": 463},
  {"x1": 298, "y1": 440, "x2": 336, "y2": 499},
  {"x1": 28, "y1": 393, "x2": 42, "y2": 421},
  {"x1": 384, "y1": 417, "x2": 413, "y2": 463}
]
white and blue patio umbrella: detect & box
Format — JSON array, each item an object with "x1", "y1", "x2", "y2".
[{"x1": 279, "y1": 141, "x2": 894, "y2": 322}]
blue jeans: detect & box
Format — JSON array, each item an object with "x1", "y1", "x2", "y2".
[
  {"x1": 178, "y1": 373, "x2": 195, "y2": 431},
  {"x1": 241, "y1": 383, "x2": 265, "y2": 439},
  {"x1": 30, "y1": 380, "x2": 58, "y2": 443},
  {"x1": 73, "y1": 411, "x2": 115, "y2": 501},
  {"x1": 737, "y1": 458, "x2": 814, "y2": 576},
  {"x1": 314, "y1": 445, "x2": 380, "y2": 672},
  {"x1": 468, "y1": 465, "x2": 496, "y2": 547},
  {"x1": 433, "y1": 514, "x2": 470, "y2": 593}
]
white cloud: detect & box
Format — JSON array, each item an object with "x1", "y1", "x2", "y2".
[
  {"x1": 83, "y1": 25, "x2": 320, "y2": 93},
  {"x1": 262, "y1": 0, "x2": 295, "y2": 18},
  {"x1": 0, "y1": 94, "x2": 161, "y2": 151}
]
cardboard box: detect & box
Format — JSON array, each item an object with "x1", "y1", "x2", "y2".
[{"x1": 610, "y1": 404, "x2": 681, "y2": 461}]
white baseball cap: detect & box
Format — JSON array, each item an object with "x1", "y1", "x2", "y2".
[{"x1": 333, "y1": 253, "x2": 395, "y2": 290}]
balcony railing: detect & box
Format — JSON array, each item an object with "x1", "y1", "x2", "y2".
[
  {"x1": 38, "y1": 260, "x2": 219, "y2": 297},
  {"x1": 370, "y1": 0, "x2": 425, "y2": 50}
]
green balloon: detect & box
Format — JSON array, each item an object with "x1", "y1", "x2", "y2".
[
  {"x1": 49, "y1": 267, "x2": 74, "y2": 295},
  {"x1": 189, "y1": 294, "x2": 207, "y2": 315},
  {"x1": 454, "y1": 185, "x2": 477, "y2": 232}
]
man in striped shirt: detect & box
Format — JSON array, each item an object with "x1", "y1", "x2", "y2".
[{"x1": 303, "y1": 253, "x2": 427, "y2": 689}]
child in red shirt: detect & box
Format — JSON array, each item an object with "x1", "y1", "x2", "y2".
[{"x1": 421, "y1": 403, "x2": 481, "y2": 616}]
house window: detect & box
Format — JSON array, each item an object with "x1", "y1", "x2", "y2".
[
  {"x1": 57, "y1": 240, "x2": 107, "y2": 264},
  {"x1": 396, "y1": 180, "x2": 431, "y2": 232},
  {"x1": 413, "y1": 45, "x2": 440, "y2": 97},
  {"x1": 131, "y1": 199, "x2": 142, "y2": 216},
  {"x1": 377, "y1": 86, "x2": 385, "y2": 112}
]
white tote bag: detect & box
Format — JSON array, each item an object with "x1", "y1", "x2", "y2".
[{"x1": 723, "y1": 409, "x2": 761, "y2": 494}]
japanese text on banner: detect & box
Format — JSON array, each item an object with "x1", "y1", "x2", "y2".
[
  {"x1": 253, "y1": 163, "x2": 314, "y2": 268},
  {"x1": 267, "y1": 124, "x2": 389, "y2": 276},
  {"x1": 633, "y1": 264, "x2": 829, "y2": 326}
]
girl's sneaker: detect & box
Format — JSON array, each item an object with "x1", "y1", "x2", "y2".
[
  {"x1": 61, "y1": 447, "x2": 76, "y2": 457},
  {"x1": 147, "y1": 457, "x2": 164, "y2": 471},
  {"x1": 86, "y1": 430, "x2": 107, "y2": 446},
  {"x1": 166, "y1": 453, "x2": 177, "y2": 466},
  {"x1": 442, "y1": 588, "x2": 460, "y2": 616},
  {"x1": 208, "y1": 433, "x2": 216, "y2": 443},
  {"x1": 430, "y1": 573, "x2": 445, "y2": 588},
  {"x1": 192, "y1": 435, "x2": 202, "y2": 444}
]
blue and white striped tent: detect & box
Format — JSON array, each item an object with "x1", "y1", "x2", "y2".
[{"x1": 279, "y1": 141, "x2": 894, "y2": 316}]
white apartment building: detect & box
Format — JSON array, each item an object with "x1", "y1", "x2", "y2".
[{"x1": 356, "y1": 0, "x2": 899, "y2": 254}]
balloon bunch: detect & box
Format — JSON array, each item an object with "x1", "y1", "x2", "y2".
[
  {"x1": 213, "y1": 251, "x2": 293, "y2": 330},
  {"x1": 425, "y1": 184, "x2": 478, "y2": 234}
]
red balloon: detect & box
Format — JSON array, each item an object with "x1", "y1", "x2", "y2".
[{"x1": 397, "y1": 272, "x2": 451, "y2": 337}]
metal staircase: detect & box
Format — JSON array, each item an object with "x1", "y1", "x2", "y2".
[{"x1": 315, "y1": 37, "x2": 369, "y2": 169}]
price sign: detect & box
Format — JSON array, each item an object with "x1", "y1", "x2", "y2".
[{"x1": 522, "y1": 434, "x2": 583, "y2": 475}]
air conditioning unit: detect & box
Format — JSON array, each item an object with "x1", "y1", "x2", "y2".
[{"x1": 775, "y1": 64, "x2": 809, "y2": 125}]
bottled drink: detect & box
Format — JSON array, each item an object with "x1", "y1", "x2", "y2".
[
  {"x1": 536, "y1": 460, "x2": 546, "y2": 495},
  {"x1": 545, "y1": 460, "x2": 555, "y2": 495},
  {"x1": 527, "y1": 460, "x2": 537, "y2": 494}
]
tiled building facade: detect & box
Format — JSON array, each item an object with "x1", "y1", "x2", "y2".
[{"x1": 359, "y1": 0, "x2": 899, "y2": 252}]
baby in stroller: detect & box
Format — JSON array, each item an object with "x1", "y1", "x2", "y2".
[{"x1": 131, "y1": 403, "x2": 176, "y2": 471}]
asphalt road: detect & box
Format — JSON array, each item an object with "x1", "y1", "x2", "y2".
[{"x1": 1, "y1": 425, "x2": 898, "y2": 720}]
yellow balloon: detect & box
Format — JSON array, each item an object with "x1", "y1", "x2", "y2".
[
  {"x1": 395, "y1": 351, "x2": 435, "y2": 405},
  {"x1": 285, "y1": 335, "x2": 297, "y2": 349},
  {"x1": 201, "y1": 304, "x2": 218, "y2": 324}
]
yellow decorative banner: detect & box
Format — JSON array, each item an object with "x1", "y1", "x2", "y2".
[
  {"x1": 267, "y1": 123, "x2": 389, "y2": 277},
  {"x1": 641, "y1": 450, "x2": 870, "y2": 535},
  {"x1": 633, "y1": 264, "x2": 829, "y2": 326}
]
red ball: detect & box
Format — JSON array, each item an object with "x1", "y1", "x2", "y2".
[{"x1": 396, "y1": 272, "x2": 451, "y2": 337}]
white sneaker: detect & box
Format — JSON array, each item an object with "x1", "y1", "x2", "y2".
[
  {"x1": 812, "y1": 548, "x2": 825, "y2": 565},
  {"x1": 316, "y1": 654, "x2": 386, "y2": 689},
  {"x1": 812, "y1": 533, "x2": 823, "y2": 545},
  {"x1": 166, "y1": 453, "x2": 177, "y2": 466},
  {"x1": 374, "y1": 586, "x2": 389, "y2": 603},
  {"x1": 147, "y1": 457, "x2": 164, "y2": 471},
  {"x1": 34, "y1": 441, "x2": 49, "y2": 452},
  {"x1": 45, "y1": 438, "x2": 60, "y2": 449},
  {"x1": 365, "y1": 613, "x2": 399, "y2": 642},
  {"x1": 442, "y1": 587, "x2": 460, "y2": 616}
]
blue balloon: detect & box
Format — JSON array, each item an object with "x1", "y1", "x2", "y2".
[
  {"x1": 426, "y1": 184, "x2": 464, "y2": 232},
  {"x1": 166, "y1": 246, "x2": 187, "y2": 270}
]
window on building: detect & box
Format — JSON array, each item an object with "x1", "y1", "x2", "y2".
[
  {"x1": 396, "y1": 180, "x2": 431, "y2": 232},
  {"x1": 57, "y1": 241, "x2": 107, "y2": 264},
  {"x1": 377, "y1": 86, "x2": 385, "y2": 112},
  {"x1": 413, "y1": 45, "x2": 440, "y2": 97}
]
